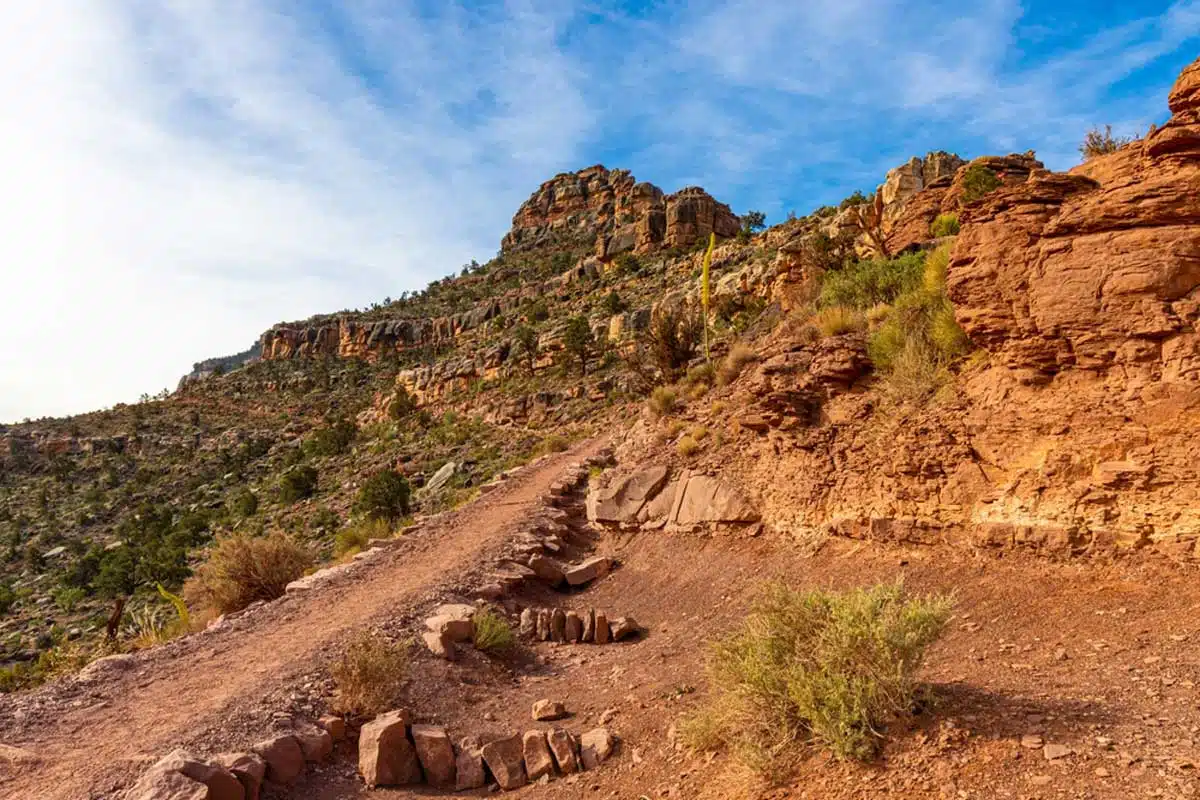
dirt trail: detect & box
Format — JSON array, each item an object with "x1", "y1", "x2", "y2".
[{"x1": 0, "y1": 440, "x2": 604, "y2": 800}]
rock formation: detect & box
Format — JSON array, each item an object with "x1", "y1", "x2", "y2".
[{"x1": 501, "y1": 165, "x2": 740, "y2": 258}]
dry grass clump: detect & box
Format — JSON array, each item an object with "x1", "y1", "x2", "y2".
[
  {"x1": 682, "y1": 581, "x2": 953, "y2": 776},
  {"x1": 472, "y1": 608, "x2": 515, "y2": 653},
  {"x1": 811, "y1": 306, "x2": 867, "y2": 338},
  {"x1": 648, "y1": 385, "x2": 679, "y2": 418},
  {"x1": 331, "y1": 631, "x2": 409, "y2": 717},
  {"x1": 717, "y1": 343, "x2": 759, "y2": 386},
  {"x1": 676, "y1": 435, "x2": 701, "y2": 458},
  {"x1": 184, "y1": 532, "x2": 313, "y2": 616},
  {"x1": 335, "y1": 518, "x2": 391, "y2": 559},
  {"x1": 536, "y1": 433, "x2": 570, "y2": 455}
]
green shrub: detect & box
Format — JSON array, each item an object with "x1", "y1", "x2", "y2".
[
  {"x1": 535, "y1": 434, "x2": 570, "y2": 456},
  {"x1": 601, "y1": 291, "x2": 626, "y2": 315},
  {"x1": 960, "y1": 164, "x2": 1002, "y2": 203},
  {"x1": 230, "y1": 488, "x2": 258, "y2": 517},
  {"x1": 1079, "y1": 125, "x2": 1134, "y2": 160},
  {"x1": 473, "y1": 609, "x2": 515, "y2": 653},
  {"x1": 640, "y1": 306, "x2": 703, "y2": 378},
  {"x1": 335, "y1": 518, "x2": 391, "y2": 558},
  {"x1": 683, "y1": 581, "x2": 952, "y2": 772},
  {"x1": 331, "y1": 631, "x2": 409, "y2": 716},
  {"x1": 387, "y1": 386, "x2": 418, "y2": 420},
  {"x1": 279, "y1": 465, "x2": 318, "y2": 504},
  {"x1": 562, "y1": 315, "x2": 596, "y2": 376},
  {"x1": 52, "y1": 586, "x2": 86, "y2": 613},
  {"x1": 818, "y1": 253, "x2": 924, "y2": 310},
  {"x1": 929, "y1": 214, "x2": 960, "y2": 237},
  {"x1": 354, "y1": 470, "x2": 411, "y2": 523},
  {"x1": 685, "y1": 362, "x2": 716, "y2": 389},
  {"x1": 866, "y1": 244, "x2": 972, "y2": 400},
  {"x1": 0, "y1": 583, "x2": 15, "y2": 615},
  {"x1": 184, "y1": 532, "x2": 313, "y2": 616},
  {"x1": 648, "y1": 386, "x2": 678, "y2": 418},
  {"x1": 305, "y1": 416, "x2": 357, "y2": 457}
]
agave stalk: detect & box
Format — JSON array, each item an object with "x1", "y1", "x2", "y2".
[{"x1": 701, "y1": 232, "x2": 715, "y2": 362}]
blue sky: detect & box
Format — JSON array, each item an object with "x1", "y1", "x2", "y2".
[{"x1": 1, "y1": 1, "x2": 1197, "y2": 421}]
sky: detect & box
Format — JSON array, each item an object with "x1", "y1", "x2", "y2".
[{"x1": 1, "y1": 1, "x2": 1197, "y2": 423}]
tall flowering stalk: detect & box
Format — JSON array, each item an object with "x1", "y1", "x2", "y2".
[{"x1": 701, "y1": 232, "x2": 715, "y2": 362}]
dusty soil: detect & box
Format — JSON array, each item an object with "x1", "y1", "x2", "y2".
[
  {"x1": 0, "y1": 440, "x2": 607, "y2": 800},
  {"x1": 5, "y1": 438, "x2": 1200, "y2": 800}
]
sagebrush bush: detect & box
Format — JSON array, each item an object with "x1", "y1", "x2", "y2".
[
  {"x1": 929, "y1": 213, "x2": 960, "y2": 237},
  {"x1": 335, "y1": 518, "x2": 391, "y2": 558},
  {"x1": 685, "y1": 362, "x2": 716, "y2": 389},
  {"x1": 811, "y1": 307, "x2": 866, "y2": 337},
  {"x1": 536, "y1": 434, "x2": 570, "y2": 455},
  {"x1": 866, "y1": 244, "x2": 971, "y2": 400},
  {"x1": 717, "y1": 343, "x2": 758, "y2": 386},
  {"x1": 818, "y1": 253, "x2": 924, "y2": 310},
  {"x1": 1079, "y1": 124, "x2": 1134, "y2": 160},
  {"x1": 331, "y1": 631, "x2": 409, "y2": 716},
  {"x1": 648, "y1": 386, "x2": 678, "y2": 418},
  {"x1": 279, "y1": 465, "x2": 318, "y2": 504},
  {"x1": 184, "y1": 532, "x2": 313, "y2": 616},
  {"x1": 472, "y1": 609, "x2": 515, "y2": 653},
  {"x1": 676, "y1": 435, "x2": 701, "y2": 458},
  {"x1": 354, "y1": 470, "x2": 411, "y2": 522},
  {"x1": 683, "y1": 581, "x2": 952, "y2": 773},
  {"x1": 960, "y1": 164, "x2": 1002, "y2": 203}
]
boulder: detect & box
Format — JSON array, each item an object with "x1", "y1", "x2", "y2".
[
  {"x1": 252, "y1": 735, "x2": 305, "y2": 785},
  {"x1": 213, "y1": 753, "x2": 265, "y2": 800},
  {"x1": 318, "y1": 715, "x2": 346, "y2": 743},
  {"x1": 422, "y1": 629, "x2": 455, "y2": 660},
  {"x1": 532, "y1": 699, "x2": 568, "y2": 721},
  {"x1": 594, "y1": 612, "x2": 611, "y2": 644},
  {"x1": 589, "y1": 466, "x2": 670, "y2": 523},
  {"x1": 547, "y1": 728, "x2": 579, "y2": 774},
  {"x1": 564, "y1": 611, "x2": 583, "y2": 643},
  {"x1": 411, "y1": 725, "x2": 456, "y2": 788},
  {"x1": 425, "y1": 607, "x2": 475, "y2": 643},
  {"x1": 425, "y1": 461, "x2": 458, "y2": 493},
  {"x1": 674, "y1": 475, "x2": 759, "y2": 526},
  {"x1": 582, "y1": 608, "x2": 596, "y2": 642},
  {"x1": 129, "y1": 750, "x2": 243, "y2": 800},
  {"x1": 523, "y1": 730, "x2": 556, "y2": 782},
  {"x1": 290, "y1": 721, "x2": 333, "y2": 763},
  {"x1": 481, "y1": 734, "x2": 528, "y2": 791},
  {"x1": 580, "y1": 728, "x2": 617, "y2": 770},
  {"x1": 536, "y1": 609, "x2": 552, "y2": 641},
  {"x1": 550, "y1": 608, "x2": 567, "y2": 642},
  {"x1": 564, "y1": 556, "x2": 613, "y2": 587},
  {"x1": 519, "y1": 608, "x2": 537, "y2": 637},
  {"x1": 610, "y1": 616, "x2": 641, "y2": 642},
  {"x1": 358, "y1": 710, "x2": 422, "y2": 788},
  {"x1": 455, "y1": 736, "x2": 488, "y2": 791},
  {"x1": 528, "y1": 555, "x2": 566, "y2": 586}
]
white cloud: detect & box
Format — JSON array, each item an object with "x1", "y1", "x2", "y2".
[
  {"x1": 2, "y1": 0, "x2": 1196, "y2": 422},
  {"x1": 0, "y1": 1, "x2": 590, "y2": 422}
]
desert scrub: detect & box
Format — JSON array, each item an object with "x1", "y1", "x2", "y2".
[
  {"x1": 331, "y1": 631, "x2": 409, "y2": 716},
  {"x1": 472, "y1": 608, "x2": 515, "y2": 653},
  {"x1": 811, "y1": 306, "x2": 866, "y2": 337},
  {"x1": 354, "y1": 470, "x2": 411, "y2": 522},
  {"x1": 185, "y1": 532, "x2": 313, "y2": 616},
  {"x1": 648, "y1": 386, "x2": 678, "y2": 418},
  {"x1": 335, "y1": 518, "x2": 391, "y2": 559},
  {"x1": 535, "y1": 433, "x2": 570, "y2": 455},
  {"x1": 717, "y1": 343, "x2": 758, "y2": 386},
  {"x1": 818, "y1": 252, "x2": 924, "y2": 309},
  {"x1": 867, "y1": 243, "x2": 972, "y2": 401},
  {"x1": 929, "y1": 213, "x2": 960, "y2": 237},
  {"x1": 682, "y1": 581, "x2": 952, "y2": 774},
  {"x1": 960, "y1": 164, "x2": 1002, "y2": 203},
  {"x1": 1079, "y1": 124, "x2": 1134, "y2": 159},
  {"x1": 279, "y1": 465, "x2": 318, "y2": 504},
  {"x1": 676, "y1": 435, "x2": 702, "y2": 458}
]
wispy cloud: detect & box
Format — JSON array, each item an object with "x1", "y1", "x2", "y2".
[{"x1": 1, "y1": 0, "x2": 1196, "y2": 421}]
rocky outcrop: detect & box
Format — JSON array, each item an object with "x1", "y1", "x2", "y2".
[
  {"x1": 502, "y1": 165, "x2": 739, "y2": 258},
  {"x1": 879, "y1": 151, "x2": 965, "y2": 219},
  {"x1": 726, "y1": 57, "x2": 1200, "y2": 561},
  {"x1": 587, "y1": 465, "x2": 760, "y2": 529}
]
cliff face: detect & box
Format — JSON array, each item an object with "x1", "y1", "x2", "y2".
[
  {"x1": 678, "y1": 56, "x2": 1200, "y2": 560},
  {"x1": 501, "y1": 165, "x2": 740, "y2": 258}
]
